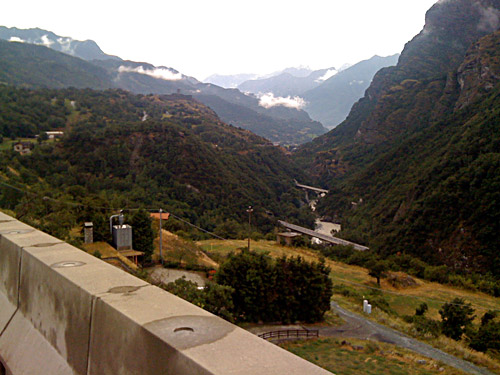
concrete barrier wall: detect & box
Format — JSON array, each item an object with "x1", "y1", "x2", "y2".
[{"x1": 0, "y1": 212, "x2": 332, "y2": 375}]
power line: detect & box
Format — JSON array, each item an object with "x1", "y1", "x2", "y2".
[
  {"x1": 1, "y1": 179, "x2": 497, "y2": 309},
  {"x1": 167, "y1": 213, "x2": 226, "y2": 241},
  {"x1": 0, "y1": 179, "x2": 227, "y2": 240}
]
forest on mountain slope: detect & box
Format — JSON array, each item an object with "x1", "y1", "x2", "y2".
[
  {"x1": 0, "y1": 36, "x2": 325, "y2": 145},
  {"x1": 0, "y1": 87, "x2": 314, "y2": 242},
  {"x1": 295, "y1": 0, "x2": 500, "y2": 277}
]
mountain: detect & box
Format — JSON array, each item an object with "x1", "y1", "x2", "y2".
[
  {"x1": 204, "y1": 73, "x2": 259, "y2": 88},
  {"x1": 194, "y1": 93, "x2": 325, "y2": 145},
  {"x1": 93, "y1": 59, "x2": 327, "y2": 144},
  {"x1": 295, "y1": 0, "x2": 500, "y2": 275},
  {"x1": 302, "y1": 55, "x2": 399, "y2": 129},
  {"x1": 238, "y1": 68, "x2": 334, "y2": 98},
  {"x1": 0, "y1": 39, "x2": 113, "y2": 89},
  {"x1": 206, "y1": 67, "x2": 317, "y2": 90},
  {"x1": 237, "y1": 58, "x2": 399, "y2": 130},
  {"x1": 281, "y1": 67, "x2": 315, "y2": 77},
  {"x1": 0, "y1": 26, "x2": 121, "y2": 61},
  {"x1": 94, "y1": 59, "x2": 198, "y2": 93},
  {"x1": 0, "y1": 26, "x2": 325, "y2": 145},
  {"x1": 0, "y1": 86, "x2": 315, "y2": 239}
]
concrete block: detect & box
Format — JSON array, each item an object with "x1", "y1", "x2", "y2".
[
  {"x1": 0, "y1": 212, "x2": 15, "y2": 222},
  {"x1": 0, "y1": 311, "x2": 75, "y2": 375},
  {"x1": 0, "y1": 237, "x2": 20, "y2": 333},
  {"x1": 19, "y1": 242, "x2": 148, "y2": 375},
  {"x1": 183, "y1": 326, "x2": 332, "y2": 375},
  {"x1": 88, "y1": 285, "x2": 211, "y2": 375},
  {"x1": 0, "y1": 292, "x2": 16, "y2": 336},
  {"x1": 89, "y1": 285, "x2": 332, "y2": 375},
  {"x1": 1, "y1": 213, "x2": 332, "y2": 375},
  {"x1": 0, "y1": 218, "x2": 65, "y2": 332}
]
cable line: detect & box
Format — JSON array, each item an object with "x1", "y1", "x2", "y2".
[{"x1": 0, "y1": 180, "x2": 227, "y2": 240}]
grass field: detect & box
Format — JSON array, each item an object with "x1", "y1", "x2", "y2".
[
  {"x1": 197, "y1": 239, "x2": 500, "y2": 372},
  {"x1": 197, "y1": 239, "x2": 499, "y2": 319},
  {"x1": 155, "y1": 229, "x2": 218, "y2": 268},
  {"x1": 0, "y1": 137, "x2": 56, "y2": 151},
  {"x1": 280, "y1": 338, "x2": 467, "y2": 375}
]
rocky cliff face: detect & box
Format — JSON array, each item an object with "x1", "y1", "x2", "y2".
[
  {"x1": 355, "y1": 0, "x2": 500, "y2": 145},
  {"x1": 297, "y1": 0, "x2": 500, "y2": 181},
  {"x1": 294, "y1": 1, "x2": 500, "y2": 274},
  {"x1": 456, "y1": 30, "x2": 500, "y2": 110}
]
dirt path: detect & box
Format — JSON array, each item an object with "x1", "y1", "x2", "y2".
[{"x1": 318, "y1": 301, "x2": 494, "y2": 375}]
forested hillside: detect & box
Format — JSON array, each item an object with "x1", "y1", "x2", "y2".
[
  {"x1": 0, "y1": 39, "x2": 112, "y2": 89},
  {"x1": 0, "y1": 87, "x2": 314, "y2": 241},
  {"x1": 0, "y1": 34, "x2": 325, "y2": 145},
  {"x1": 295, "y1": 0, "x2": 500, "y2": 276}
]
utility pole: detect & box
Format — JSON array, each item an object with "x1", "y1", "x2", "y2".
[
  {"x1": 159, "y1": 208, "x2": 163, "y2": 266},
  {"x1": 246, "y1": 206, "x2": 253, "y2": 252}
]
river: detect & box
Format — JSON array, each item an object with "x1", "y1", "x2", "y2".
[{"x1": 311, "y1": 199, "x2": 341, "y2": 238}]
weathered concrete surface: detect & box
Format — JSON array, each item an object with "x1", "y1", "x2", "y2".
[
  {"x1": 0, "y1": 213, "x2": 333, "y2": 375},
  {"x1": 0, "y1": 312, "x2": 75, "y2": 375}
]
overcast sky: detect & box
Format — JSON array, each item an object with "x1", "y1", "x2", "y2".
[{"x1": 1, "y1": 0, "x2": 439, "y2": 80}]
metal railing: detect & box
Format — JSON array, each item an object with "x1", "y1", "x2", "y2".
[{"x1": 258, "y1": 329, "x2": 319, "y2": 340}]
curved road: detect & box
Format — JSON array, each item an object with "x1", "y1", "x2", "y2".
[{"x1": 321, "y1": 301, "x2": 494, "y2": 375}]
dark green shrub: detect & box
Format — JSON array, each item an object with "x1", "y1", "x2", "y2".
[{"x1": 424, "y1": 265, "x2": 449, "y2": 284}]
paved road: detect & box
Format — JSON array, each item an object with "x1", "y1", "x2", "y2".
[{"x1": 323, "y1": 301, "x2": 494, "y2": 375}]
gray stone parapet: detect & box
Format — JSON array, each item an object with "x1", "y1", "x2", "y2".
[{"x1": 0, "y1": 212, "x2": 332, "y2": 375}]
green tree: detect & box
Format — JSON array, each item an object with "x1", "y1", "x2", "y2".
[
  {"x1": 88, "y1": 213, "x2": 109, "y2": 243},
  {"x1": 367, "y1": 259, "x2": 388, "y2": 286},
  {"x1": 439, "y1": 298, "x2": 475, "y2": 340},
  {"x1": 163, "y1": 278, "x2": 235, "y2": 322},
  {"x1": 201, "y1": 282, "x2": 235, "y2": 322},
  {"x1": 415, "y1": 302, "x2": 428, "y2": 316},
  {"x1": 130, "y1": 209, "x2": 154, "y2": 263},
  {"x1": 216, "y1": 251, "x2": 333, "y2": 323},
  {"x1": 38, "y1": 131, "x2": 48, "y2": 144},
  {"x1": 274, "y1": 256, "x2": 332, "y2": 323},
  {"x1": 469, "y1": 311, "x2": 500, "y2": 352},
  {"x1": 216, "y1": 251, "x2": 274, "y2": 322}
]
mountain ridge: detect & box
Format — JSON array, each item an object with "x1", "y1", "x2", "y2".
[
  {"x1": 0, "y1": 29, "x2": 326, "y2": 145},
  {"x1": 0, "y1": 26, "x2": 121, "y2": 61},
  {"x1": 295, "y1": 0, "x2": 500, "y2": 275}
]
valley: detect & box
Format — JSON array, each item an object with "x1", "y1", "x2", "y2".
[{"x1": 1, "y1": 0, "x2": 500, "y2": 374}]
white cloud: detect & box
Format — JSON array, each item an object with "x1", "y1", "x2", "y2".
[
  {"x1": 118, "y1": 65, "x2": 183, "y2": 81},
  {"x1": 57, "y1": 37, "x2": 75, "y2": 54},
  {"x1": 40, "y1": 34, "x2": 54, "y2": 47},
  {"x1": 349, "y1": 80, "x2": 365, "y2": 86},
  {"x1": 258, "y1": 93, "x2": 306, "y2": 110},
  {"x1": 315, "y1": 68, "x2": 339, "y2": 82},
  {"x1": 8, "y1": 37, "x2": 24, "y2": 43},
  {"x1": 477, "y1": 5, "x2": 500, "y2": 32}
]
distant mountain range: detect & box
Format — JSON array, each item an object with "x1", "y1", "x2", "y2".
[
  {"x1": 235, "y1": 57, "x2": 398, "y2": 129},
  {"x1": 0, "y1": 26, "x2": 121, "y2": 61},
  {"x1": 302, "y1": 55, "x2": 399, "y2": 129},
  {"x1": 204, "y1": 73, "x2": 259, "y2": 88},
  {"x1": 0, "y1": 25, "x2": 399, "y2": 141},
  {"x1": 238, "y1": 67, "x2": 338, "y2": 98},
  {"x1": 0, "y1": 26, "x2": 326, "y2": 145}
]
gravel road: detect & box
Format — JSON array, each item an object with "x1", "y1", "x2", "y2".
[{"x1": 322, "y1": 301, "x2": 494, "y2": 375}]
